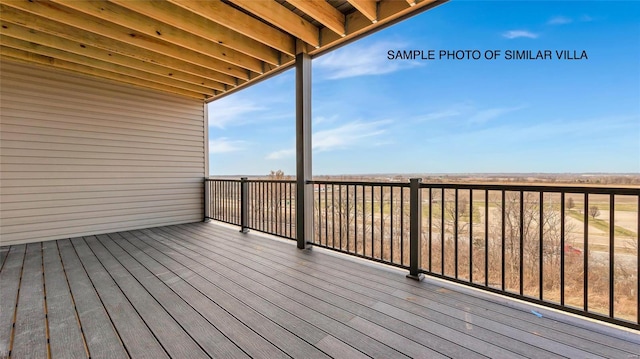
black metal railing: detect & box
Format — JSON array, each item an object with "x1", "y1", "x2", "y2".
[
  {"x1": 246, "y1": 179, "x2": 296, "y2": 239},
  {"x1": 205, "y1": 179, "x2": 241, "y2": 226},
  {"x1": 310, "y1": 180, "x2": 411, "y2": 269},
  {"x1": 415, "y1": 183, "x2": 639, "y2": 329},
  {"x1": 206, "y1": 177, "x2": 640, "y2": 329},
  {"x1": 206, "y1": 178, "x2": 296, "y2": 240}
]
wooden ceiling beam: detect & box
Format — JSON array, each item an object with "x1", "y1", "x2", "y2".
[
  {"x1": 286, "y1": 0, "x2": 345, "y2": 37},
  {"x1": 0, "y1": 0, "x2": 447, "y2": 100},
  {"x1": 207, "y1": 57, "x2": 296, "y2": 102},
  {"x1": 167, "y1": 0, "x2": 296, "y2": 57},
  {"x1": 108, "y1": 0, "x2": 281, "y2": 66},
  {"x1": 0, "y1": 4, "x2": 237, "y2": 87},
  {"x1": 0, "y1": 21, "x2": 225, "y2": 91},
  {"x1": 228, "y1": 0, "x2": 319, "y2": 48},
  {"x1": 1, "y1": 36, "x2": 215, "y2": 95},
  {"x1": 0, "y1": 0, "x2": 248, "y2": 83},
  {"x1": 347, "y1": 0, "x2": 378, "y2": 23},
  {"x1": 315, "y1": 0, "x2": 441, "y2": 54},
  {"x1": 378, "y1": 0, "x2": 429, "y2": 21},
  {"x1": 50, "y1": 0, "x2": 261, "y2": 74},
  {"x1": 0, "y1": 47, "x2": 205, "y2": 99}
]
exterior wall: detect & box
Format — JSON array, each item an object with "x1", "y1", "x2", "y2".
[{"x1": 0, "y1": 60, "x2": 206, "y2": 245}]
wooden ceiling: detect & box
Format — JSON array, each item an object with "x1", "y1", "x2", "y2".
[{"x1": 0, "y1": 0, "x2": 446, "y2": 101}]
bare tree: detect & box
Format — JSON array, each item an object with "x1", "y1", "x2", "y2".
[
  {"x1": 269, "y1": 169, "x2": 285, "y2": 179},
  {"x1": 566, "y1": 197, "x2": 575, "y2": 211},
  {"x1": 324, "y1": 185, "x2": 359, "y2": 252},
  {"x1": 459, "y1": 198, "x2": 469, "y2": 215},
  {"x1": 589, "y1": 206, "x2": 600, "y2": 219},
  {"x1": 487, "y1": 192, "x2": 575, "y2": 294},
  {"x1": 264, "y1": 170, "x2": 289, "y2": 235}
]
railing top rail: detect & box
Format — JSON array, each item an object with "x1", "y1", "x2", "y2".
[
  {"x1": 417, "y1": 182, "x2": 640, "y2": 195},
  {"x1": 206, "y1": 178, "x2": 241, "y2": 182},
  {"x1": 246, "y1": 179, "x2": 296, "y2": 184},
  {"x1": 208, "y1": 177, "x2": 639, "y2": 194},
  {"x1": 307, "y1": 180, "x2": 410, "y2": 187},
  {"x1": 206, "y1": 178, "x2": 296, "y2": 184}
]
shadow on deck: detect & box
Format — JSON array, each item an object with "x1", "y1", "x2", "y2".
[{"x1": 1, "y1": 222, "x2": 638, "y2": 358}]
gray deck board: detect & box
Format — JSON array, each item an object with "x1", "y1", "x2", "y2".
[
  {"x1": 301, "y1": 246, "x2": 639, "y2": 352},
  {"x1": 2, "y1": 222, "x2": 638, "y2": 359},
  {"x1": 12, "y1": 243, "x2": 47, "y2": 359},
  {"x1": 198, "y1": 224, "x2": 640, "y2": 358},
  {"x1": 194, "y1": 224, "x2": 628, "y2": 358},
  {"x1": 0, "y1": 245, "x2": 25, "y2": 358},
  {"x1": 315, "y1": 335, "x2": 370, "y2": 359},
  {"x1": 131, "y1": 229, "x2": 336, "y2": 359},
  {"x1": 170, "y1": 224, "x2": 545, "y2": 359},
  {"x1": 144, "y1": 226, "x2": 414, "y2": 359},
  {"x1": 120, "y1": 229, "x2": 329, "y2": 358},
  {"x1": 109, "y1": 232, "x2": 286, "y2": 359},
  {"x1": 42, "y1": 241, "x2": 86, "y2": 359},
  {"x1": 83, "y1": 235, "x2": 210, "y2": 359},
  {"x1": 94, "y1": 233, "x2": 251, "y2": 359},
  {"x1": 247, "y1": 223, "x2": 633, "y2": 341},
  {"x1": 160, "y1": 225, "x2": 497, "y2": 359},
  {"x1": 56, "y1": 239, "x2": 127, "y2": 359},
  {"x1": 197, "y1": 230, "x2": 555, "y2": 359},
  {"x1": 70, "y1": 237, "x2": 168, "y2": 359}
]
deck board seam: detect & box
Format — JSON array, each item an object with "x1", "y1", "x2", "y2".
[
  {"x1": 40, "y1": 242, "x2": 53, "y2": 358},
  {"x1": 68, "y1": 238, "x2": 133, "y2": 358},
  {"x1": 0, "y1": 247, "x2": 10, "y2": 272},
  {"x1": 55, "y1": 240, "x2": 92, "y2": 358},
  {"x1": 7, "y1": 245, "x2": 27, "y2": 358}
]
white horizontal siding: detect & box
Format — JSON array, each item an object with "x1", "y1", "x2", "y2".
[{"x1": 0, "y1": 60, "x2": 206, "y2": 245}]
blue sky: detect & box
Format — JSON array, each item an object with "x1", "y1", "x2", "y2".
[{"x1": 208, "y1": 1, "x2": 640, "y2": 176}]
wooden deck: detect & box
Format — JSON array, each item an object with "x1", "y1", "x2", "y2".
[{"x1": 1, "y1": 222, "x2": 638, "y2": 359}]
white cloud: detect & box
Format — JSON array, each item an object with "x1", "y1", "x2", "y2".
[
  {"x1": 416, "y1": 109, "x2": 461, "y2": 122},
  {"x1": 266, "y1": 148, "x2": 295, "y2": 160},
  {"x1": 209, "y1": 138, "x2": 247, "y2": 154},
  {"x1": 315, "y1": 41, "x2": 419, "y2": 80},
  {"x1": 265, "y1": 119, "x2": 391, "y2": 159},
  {"x1": 412, "y1": 104, "x2": 523, "y2": 125},
  {"x1": 208, "y1": 96, "x2": 264, "y2": 128},
  {"x1": 313, "y1": 115, "x2": 338, "y2": 125},
  {"x1": 502, "y1": 30, "x2": 539, "y2": 39},
  {"x1": 580, "y1": 14, "x2": 593, "y2": 22},
  {"x1": 468, "y1": 106, "x2": 526, "y2": 124},
  {"x1": 430, "y1": 115, "x2": 638, "y2": 147},
  {"x1": 547, "y1": 16, "x2": 572, "y2": 25},
  {"x1": 313, "y1": 120, "x2": 390, "y2": 152}
]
